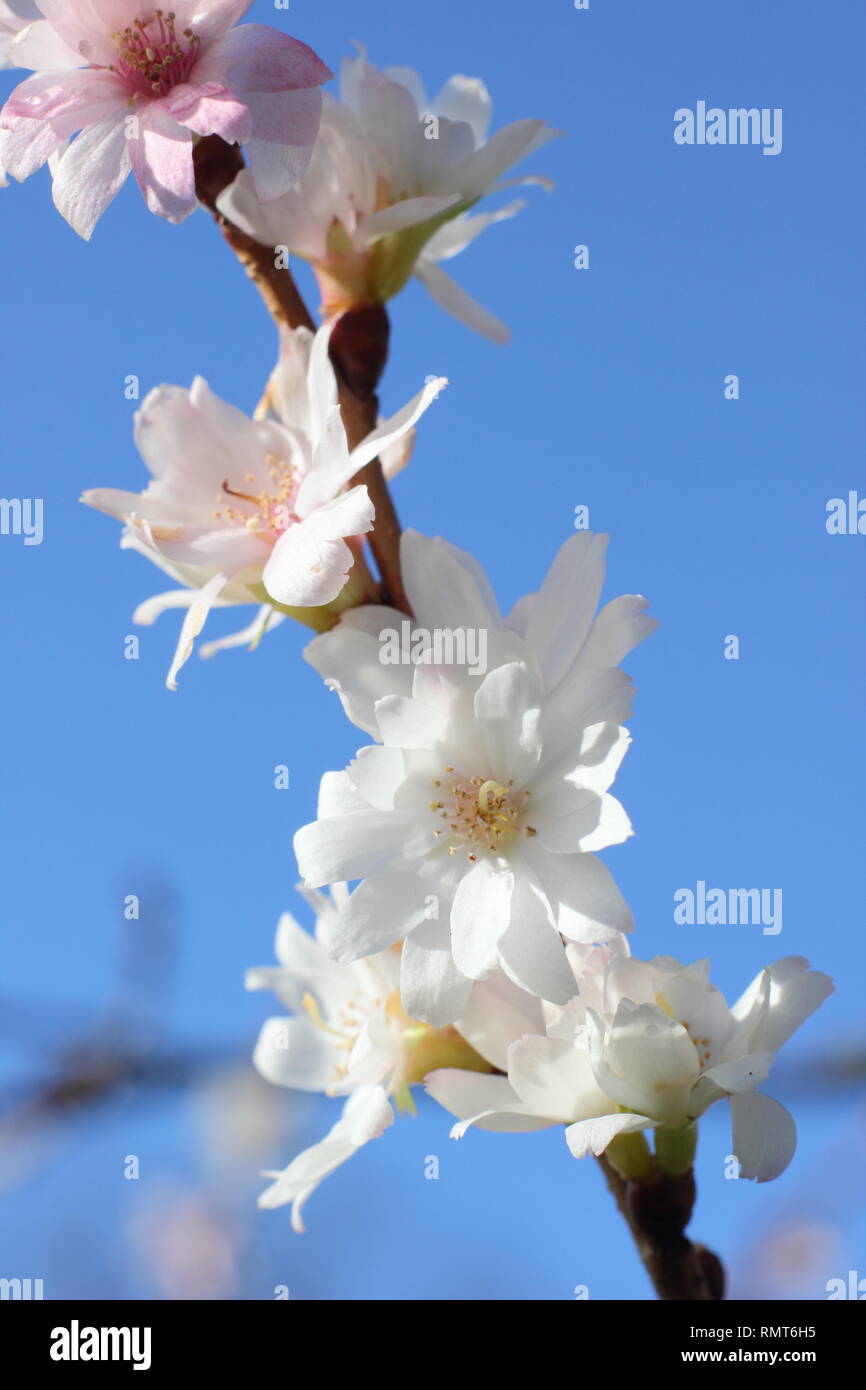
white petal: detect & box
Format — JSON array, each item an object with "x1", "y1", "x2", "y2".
[
  {"x1": 10, "y1": 19, "x2": 85, "y2": 70},
  {"x1": 430, "y1": 74, "x2": 492, "y2": 143},
  {"x1": 455, "y1": 970, "x2": 546, "y2": 1071},
  {"x1": 729, "y1": 1091, "x2": 797, "y2": 1182},
  {"x1": 497, "y1": 874, "x2": 575, "y2": 1004},
  {"x1": 257, "y1": 1086, "x2": 394, "y2": 1229},
  {"x1": 294, "y1": 809, "x2": 428, "y2": 888},
  {"x1": 50, "y1": 113, "x2": 130, "y2": 240},
  {"x1": 578, "y1": 594, "x2": 659, "y2": 669},
  {"x1": 415, "y1": 259, "x2": 509, "y2": 343},
  {"x1": 515, "y1": 531, "x2": 609, "y2": 692},
  {"x1": 702, "y1": 1052, "x2": 774, "y2": 1096},
  {"x1": 305, "y1": 323, "x2": 339, "y2": 440},
  {"x1": 508, "y1": 1034, "x2": 603, "y2": 1120},
  {"x1": 425, "y1": 1069, "x2": 551, "y2": 1134},
  {"x1": 165, "y1": 571, "x2": 228, "y2": 690},
  {"x1": 565, "y1": 1111, "x2": 655, "y2": 1159},
  {"x1": 304, "y1": 606, "x2": 412, "y2": 739},
  {"x1": 252, "y1": 1016, "x2": 338, "y2": 1093},
  {"x1": 534, "y1": 780, "x2": 632, "y2": 855},
  {"x1": 459, "y1": 118, "x2": 559, "y2": 196},
  {"x1": 450, "y1": 859, "x2": 513, "y2": 979},
  {"x1": 355, "y1": 193, "x2": 461, "y2": 247},
  {"x1": 327, "y1": 871, "x2": 433, "y2": 964},
  {"x1": 400, "y1": 529, "x2": 502, "y2": 632},
  {"x1": 132, "y1": 589, "x2": 200, "y2": 625},
  {"x1": 400, "y1": 933, "x2": 472, "y2": 1026},
  {"x1": 730, "y1": 957, "x2": 834, "y2": 1058},
  {"x1": 474, "y1": 661, "x2": 543, "y2": 786},
  {"x1": 521, "y1": 840, "x2": 634, "y2": 943},
  {"x1": 199, "y1": 606, "x2": 285, "y2": 659},
  {"x1": 423, "y1": 199, "x2": 524, "y2": 261},
  {"x1": 262, "y1": 489, "x2": 374, "y2": 608},
  {"x1": 349, "y1": 375, "x2": 447, "y2": 472}
]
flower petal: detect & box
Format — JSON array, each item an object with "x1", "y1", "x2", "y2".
[
  {"x1": 128, "y1": 104, "x2": 196, "y2": 224},
  {"x1": 257, "y1": 1086, "x2": 393, "y2": 1230},
  {"x1": 262, "y1": 487, "x2": 374, "y2": 608},
  {"x1": 49, "y1": 112, "x2": 131, "y2": 238},
  {"x1": 252, "y1": 1016, "x2": 338, "y2": 1092},
  {"x1": 294, "y1": 808, "x2": 428, "y2": 888},
  {"x1": 450, "y1": 858, "x2": 513, "y2": 979},
  {"x1": 565, "y1": 1111, "x2": 655, "y2": 1159},
  {"x1": 400, "y1": 932, "x2": 471, "y2": 1026},
  {"x1": 414, "y1": 259, "x2": 509, "y2": 343},
  {"x1": 9, "y1": 18, "x2": 86, "y2": 71},
  {"x1": 400, "y1": 529, "x2": 502, "y2": 632},
  {"x1": 474, "y1": 660, "x2": 543, "y2": 786},
  {"x1": 455, "y1": 969, "x2": 546, "y2": 1071},
  {"x1": 165, "y1": 570, "x2": 228, "y2": 690},
  {"x1": 426, "y1": 1069, "x2": 551, "y2": 1134},
  {"x1": 349, "y1": 375, "x2": 447, "y2": 472},
  {"x1": 154, "y1": 80, "x2": 251, "y2": 144},
  {"x1": 729, "y1": 1091, "x2": 797, "y2": 1182},
  {"x1": 497, "y1": 873, "x2": 575, "y2": 1004},
  {"x1": 327, "y1": 871, "x2": 433, "y2": 964}
]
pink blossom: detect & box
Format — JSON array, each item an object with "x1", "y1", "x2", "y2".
[
  {"x1": 0, "y1": 1, "x2": 331, "y2": 237},
  {"x1": 81, "y1": 325, "x2": 446, "y2": 689}
]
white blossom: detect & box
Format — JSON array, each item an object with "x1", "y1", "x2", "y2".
[{"x1": 295, "y1": 529, "x2": 656, "y2": 1024}]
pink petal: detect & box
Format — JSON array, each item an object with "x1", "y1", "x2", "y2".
[
  {"x1": 194, "y1": 23, "x2": 332, "y2": 94},
  {"x1": 244, "y1": 87, "x2": 322, "y2": 199},
  {"x1": 0, "y1": 110, "x2": 62, "y2": 178},
  {"x1": 9, "y1": 18, "x2": 85, "y2": 70},
  {"x1": 146, "y1": 522, "x2": 270, "y2": 572},
  {"x1": 34, "y1": 1, "x2": 117, "y2": 65},
  {"x1": 1, "y1": 68, "x2": 127, "y2": 138},
  {"x1": 128, "y1": 105, "x2": 196, "y2": 224},
  {"x1": 50, "y1": 112, "x2": 130, "y2": 239},
  {"x1": 182, "y1": 0, "x2": 254, "y2": 48},
  {"x1": 154, "y1": 80, "x2": 251, "y2": 145}
]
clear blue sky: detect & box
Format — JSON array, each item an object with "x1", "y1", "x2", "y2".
[{"x1": 1, "y1": 0, "x2": 863, "y2": 1300}]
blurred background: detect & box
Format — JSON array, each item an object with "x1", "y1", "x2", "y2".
[{"x1": 0, "y1": 0, "x2": 863, "y2": 1300}]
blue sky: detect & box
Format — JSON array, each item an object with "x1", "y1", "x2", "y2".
[{"x1": 0, "y1": 0, "x2": 863, "y2": 1300}]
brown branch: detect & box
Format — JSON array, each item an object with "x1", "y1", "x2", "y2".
[
  {"x1": 192, "y1": 136, "x2": 411, "y2": 613},
  {"x1": 192, "y1": 135, "x2": 315, "y2": 333},
  {"x1": 327, "y1": 305, "x2": 412, "y2": 615},
  {"x1": 596, "y1": 1156, "x2": 725, "y2": 1300}
]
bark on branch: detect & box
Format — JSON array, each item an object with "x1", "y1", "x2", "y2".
[
  {"x1": 193, "y1": 136, "x2": 410, "y2": 613},
  {"x1": 596, "y1": 1156, "x2": 725, "y2": 1300}
]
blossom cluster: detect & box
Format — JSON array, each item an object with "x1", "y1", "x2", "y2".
[
  {"x1": 247, "y1": 536, "x2": 832, "y2": 1226},
  {"x1": 1, "y1": 6, "x2": 833, "y2": 1248}
]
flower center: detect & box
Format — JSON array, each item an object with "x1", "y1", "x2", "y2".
[
  {"x1": 213, "y1": 456, "x2": 300, "y2": 541},
  {"x1": 655, "y1": 996, "x2": 714, "y2": 1070},
  {"x1": 110, "y1": 10, "x2": 200, "y2": 98},
  {"x1": 429, "y1": 771, "x2": 536, "y2": 861},
  {"x1": 301, "y1": 986, "x2": 410, "y2": 1093}
]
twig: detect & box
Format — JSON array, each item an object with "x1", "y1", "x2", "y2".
[
  {"x1": 596, "y1": 1155, "x2": 725, "y2": 1300},
  {"x1": 193, "y1": 136, "x2": 411, "y2": 613}
]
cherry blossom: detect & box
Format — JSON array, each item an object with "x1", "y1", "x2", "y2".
[
  {"x1": 218, "y1": 45, "x2": 559, "y2": 340},
  {"x1": 0, "y1": 1, "x2": 331, "y2": 236}
]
